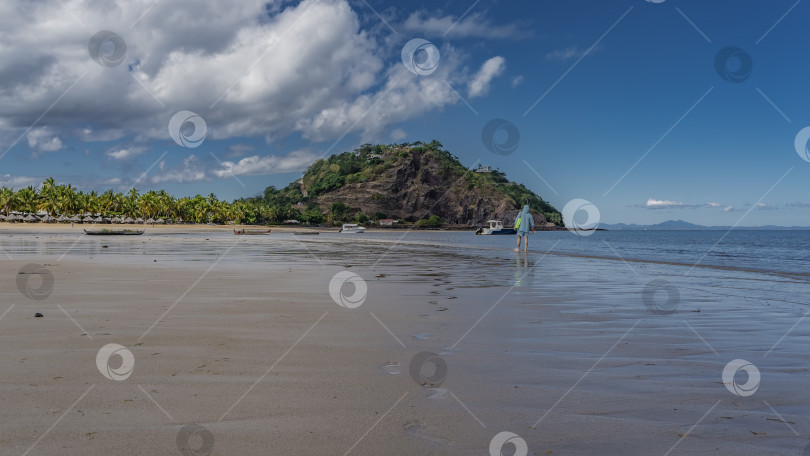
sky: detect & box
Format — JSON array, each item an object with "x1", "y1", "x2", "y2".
[{"x1": 0, "y1": 0, "x2": 808, "y2": 226}]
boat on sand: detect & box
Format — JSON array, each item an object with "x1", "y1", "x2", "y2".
[
  {"x1": 84, "y1": 229, "x2": 145, "y2": 235},
  {"x1": 233, "y1": 229, "x2": 271, "y2": 235}
]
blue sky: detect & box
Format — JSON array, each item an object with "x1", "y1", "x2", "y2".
[{"x1": 0, "y1": 0, "x2": 808, "y2": 225}]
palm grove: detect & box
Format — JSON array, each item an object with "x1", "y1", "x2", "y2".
[{"x1": 0, "y1": 177, "x2": 293, "y2": 224}]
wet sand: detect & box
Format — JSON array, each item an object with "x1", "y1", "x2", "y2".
[{"x1": 1, "y1": 230, "x2": 808, "y2": 455}]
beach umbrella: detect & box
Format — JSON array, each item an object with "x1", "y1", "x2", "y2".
[
  {"x1": 111, "y1": 216, "x2": 122, "y2": 223},
  {"x1": 41, "y1": 215, "x2": 54, "y2": 223},
  {"x1": 0, "y1": 215, "x2": 6, "y2": 221},
  {"x1": 123, "y1": 217, "x2": 134, "y2": 224},
  {"x1": 102, "y1": 217, "x2": 112, "y2": 223},
  {"x1": 71, "y1": 215, "x2": 82, "y2": 223},
  {"x1": 57, "y1": 215, "x2": 69, "y2": 222},
  {"x1": 156, "y1": 218, "x2": 165, "y2": 224},
  {"x1": 145, "y1": 218, "x2": 155, "y2": 224},
  {"x1": 135, "y1": 217, "x2": 144, "y2": 224},
  {"x1": 23, "y1": 214, "x2": 37, "y2": 222}
]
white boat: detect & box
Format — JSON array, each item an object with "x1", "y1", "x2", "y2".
[
  {"x1": 339, "y1": 223, "x2": 366, "y2": 233},
  {"x1": 474, "y1": 220, "x2": 517, "y2": 235}
]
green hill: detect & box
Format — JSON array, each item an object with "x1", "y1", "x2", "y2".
[{"x1": 253, "y1": 141, "x2": 562, "y2": 227}]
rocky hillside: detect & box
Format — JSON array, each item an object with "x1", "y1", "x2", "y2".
[{"x1": 278, "y1": 141, "x2": 561, "y2": 227}]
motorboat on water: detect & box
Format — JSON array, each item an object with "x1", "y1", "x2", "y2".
[
  {"x1": 474, "y1": 220, "x2": 516, "y2": 235},
  {"x1": 339, "y1": 224, "x2": 366, "y2": 233}
]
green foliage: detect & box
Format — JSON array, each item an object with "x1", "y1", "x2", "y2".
[
  {"x1": 327, "y1": 201, "x2": 349, "y2": 225},
  {"x1": 355, "y1": 212, "x2": 369, "y2": 224},
  {"x1": 544, "y1": 212, "x2": 562, "y2": 225},
  {"x1": 373, "y1": 211, "x2": 387, "y2": 221},
  {"x1": 416, "y1": 215, "x2": 442, "y2": 228},
  {"x1": 301, "y1": 205, "x2": 324, "y2": 225},
  {"x1": 309, "y1": 173, "x2": 344, "y2": 196}
]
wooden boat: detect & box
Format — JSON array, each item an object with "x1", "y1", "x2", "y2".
[
  {"x1": 293, "y1": 231, "x2": 319, "y2": 235},
  {"x1": 474, "y1": 220, "x2": 516, "y2": 235},
  {"x1": 233, "y1": 229, "x2": 271, "y2": 235},
  {"x1": 84, "y1": 228, "x2": 145, "y2": 236}
]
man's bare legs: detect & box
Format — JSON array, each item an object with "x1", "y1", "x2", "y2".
[{"x1": 515, "y1": 235, "x2": 527, "y2": 252}]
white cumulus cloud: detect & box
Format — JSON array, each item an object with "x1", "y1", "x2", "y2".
[
  {"x1": 26, "y1": 128, "x2": 63, "y2": 154},
  {"x1": 0, "y1": 0, "x2": 474, "y2": 151},
  {"x1": 213, "y1": 150, "x2": 317, "y2": 177},
  {"x1": 645, "y1": 198, "x2": 696, "y2": 209},
  {"x1": 106, "y1": 147, "x2": 146, "y2": 161},
  {"x1": 151, "y1": 155, "x2": 207, "y2": 184},
  {"x1": 468, "y1": 56, "x2": 505, "y2": 98},
  {"x1": 0, "y1": 174, "x2": 42, "y2": 189}
]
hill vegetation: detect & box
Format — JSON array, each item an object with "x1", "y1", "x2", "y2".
[{"x1": 245, "y1": 140, "x2": 562, "y2": 226}]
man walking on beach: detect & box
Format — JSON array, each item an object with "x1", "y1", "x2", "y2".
[{"x1": 514, "y1": 204, "x2": 535, "y2": 252}]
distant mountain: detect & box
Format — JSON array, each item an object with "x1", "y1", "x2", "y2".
[{"x1": 600, "y1": 220, "x2": 810, "y2": 230}]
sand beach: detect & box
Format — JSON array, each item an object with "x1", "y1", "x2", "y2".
[{"x1": 1, "y1": 226, "x2": 808, "y2": 455}]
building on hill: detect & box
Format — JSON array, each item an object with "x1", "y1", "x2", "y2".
[
  {"x1": 378, "y1": 219, "x2": 397, "y2": 226},
  {"x1": 475, "y1": 165, "x2": 491, "y2": 173}
]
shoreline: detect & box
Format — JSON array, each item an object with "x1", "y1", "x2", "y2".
[{"x1": 2, "y1": 223, "x2": 809, "y2": 283}]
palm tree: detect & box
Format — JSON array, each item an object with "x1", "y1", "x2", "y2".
[
  {"x1": 99, "y1": 189, "x2": 118, "y2": 215},
  {"x1": 37, "y1": 193, "x2": 60, "y2": 216},
  {"x1": 79, "y1": 191, "x2": 100, "y2": 216},
  {"x1": 123, "y1": 189, "x2": 140, "y2": 218},
  {"x1": 57, "y1": 185, "x2": 79, "y2": 215},
  {"x1": 15, "y1": 187, "x2": 39, "y2": 213},
  {"x1": 0, "y1": 187, "x2": 15, "y2": 216}
]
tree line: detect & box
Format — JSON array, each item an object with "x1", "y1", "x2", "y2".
[{"x1": 0, "y1": 178, "x2": 296, "y2": 224}]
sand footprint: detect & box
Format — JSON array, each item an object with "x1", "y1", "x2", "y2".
[
  {"x1": 404, "y1": 421, "x2": 453, "y2": 445},
  {"x1": 425, "y1": 387, "x2": 448, "y2": 400}
]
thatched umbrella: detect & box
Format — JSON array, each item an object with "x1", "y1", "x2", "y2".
[
  {"x1": 155, "y1": 218, "x2": 165, "y2": 224},
  {"x1": 123, "y1": 217, "x2": 134, "y2": 224},
  {"x1": 23, "y1": 214, "x2": 37, "y2": 222},
  {"x1": 145, "y1": 218, "x2": 156, "y2": 224},
  {"x1": 111, "y1": 216, "x2": 122, "y2": 223},
  {"x1": 57, "y1": 215, "x2": 69, "y2": 222},
  {"x1": 41, "y1": 215, "x2": 55, "y2": 223},
  {"x1": 135, "y1": 217, "x2": 144, "y2": 224},
  {"x1": 71, "y1": 215, "x2": 82, "y2": 223}
]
